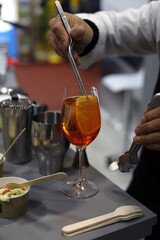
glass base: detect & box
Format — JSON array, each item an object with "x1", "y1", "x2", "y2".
[{"x1": 61, "y1": 179, "x2": 98, "y2": 199}]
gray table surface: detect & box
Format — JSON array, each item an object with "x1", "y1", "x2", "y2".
[{"x1": 0, "y1": 148, "x2": 157, "y2": 240}]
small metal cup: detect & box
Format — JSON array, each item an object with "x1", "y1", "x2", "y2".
[{"x1": 32, "y1": 112, "x2": 70, "y2": 175}]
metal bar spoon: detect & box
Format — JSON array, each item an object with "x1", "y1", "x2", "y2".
[
  {"x1": 0, "y1": 128, "x2": 26, "y2": 164},
  {"x1": 55, "y1": 1, "x2": 88, "y2": 98}
]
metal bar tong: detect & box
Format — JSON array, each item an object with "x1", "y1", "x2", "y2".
[
  {"x1": 55, "y1": 1, "x2": 88, "y2": 98},
  {"x1": 119, "y1": 93, "x2": 160, "y2": 172}
]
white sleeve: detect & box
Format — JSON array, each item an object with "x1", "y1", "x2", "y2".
[{"x1": 77, "y1": 1, "x2": 160, "y2": 69}]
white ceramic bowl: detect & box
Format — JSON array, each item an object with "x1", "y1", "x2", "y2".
[{"x1": 0, "y1": 176, "x2": 30, "y2": 218}]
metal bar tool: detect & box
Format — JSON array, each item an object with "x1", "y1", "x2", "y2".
[
  {"x1": 54, "y1": 1, "x2": 88, "y2": 98},
  {"x1": 119, "y1": 93, "x2": 160, "y2": 172}
]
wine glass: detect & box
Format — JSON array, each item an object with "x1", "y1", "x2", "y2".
[{"x1": 61, "y1": 84, "x2": 101, "y2": 199}]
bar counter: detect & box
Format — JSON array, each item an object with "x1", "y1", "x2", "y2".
[{"x1": 0, "y1": 148, "x2": 157, "y2": 240}]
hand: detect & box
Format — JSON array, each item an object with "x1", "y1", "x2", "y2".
[
  {"x1": 48, "y1": 13, "x2": 93, "y2": 66},
  {"x1": 133, "y1": 107, "x2": 160, "y2": 150}
]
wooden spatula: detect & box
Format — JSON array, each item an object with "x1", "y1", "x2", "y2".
[
  {"x1": 0, "y1": 172, "x2": 67, "y2": 189},
  {"x1": 62, "y1": 205, "x2": 143, "y2": 237},
  {"x1": 0, "y1": 128, "x2": 26, "y2": 164}
]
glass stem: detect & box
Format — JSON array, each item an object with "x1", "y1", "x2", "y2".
[{"x1": 77, "y1": 148, "x2": 83, "y2": 185}]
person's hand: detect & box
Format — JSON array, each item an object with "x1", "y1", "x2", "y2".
[
  {"x1": 48, "y1": 13, "x2": 93, "y2": 66},
  {"x1": 133, "y1": 107, "x2": 160, "y2": 150}
]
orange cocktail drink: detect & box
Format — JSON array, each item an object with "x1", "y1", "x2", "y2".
[
  {"x1": 61, "y1": 85, "x2": 101, "y2": 199},
  {"x1": 61, "y1": 95, "x2": 101, "y2": 148}
]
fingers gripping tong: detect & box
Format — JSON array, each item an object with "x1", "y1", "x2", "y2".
[
  {"x1": 118, "y1": 93, "x2": 160, "y2": 172},
  {"x1": 54, "y1": 1, "x2": 88, "y2": 98}
]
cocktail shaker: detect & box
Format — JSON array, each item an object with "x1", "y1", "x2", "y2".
[
  {"x1": 32, "y1": 112, "x2": 70, "y2": 175},
  {"x1": 0, "y1": 95, "x2": 33, "y2": 163}
]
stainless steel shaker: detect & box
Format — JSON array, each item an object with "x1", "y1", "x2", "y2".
[
  {"x1": 0, "y1": 95, "x2": 33, "y2": 163},
  {"x1": 32, "y1": 112, "x2": 70, "y2": 175}
]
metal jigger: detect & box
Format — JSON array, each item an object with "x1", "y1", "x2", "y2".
[{"x1": 72, "y1": 148, "x2": 89, "y2": 169}]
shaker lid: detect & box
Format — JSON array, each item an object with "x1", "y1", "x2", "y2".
[{"x1": 0, "y1": 94, "x2": 32, "y2": 110}]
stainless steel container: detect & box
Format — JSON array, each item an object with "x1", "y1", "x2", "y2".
[
  {"x1": 0, "y1": 95, "x2": 33, "y2": 163},
  {"x1": 32, "y1": 112, "x2": 70, "y2": 175}
]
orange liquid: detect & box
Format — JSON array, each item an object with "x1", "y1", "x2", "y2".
[{"x1": 61, "y1": 96, "x2": 101, "y2": 148}]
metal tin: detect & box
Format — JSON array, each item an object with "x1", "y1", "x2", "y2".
[{"x1": 0, "y1": 95, "x2": 33, "y2": 163}]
